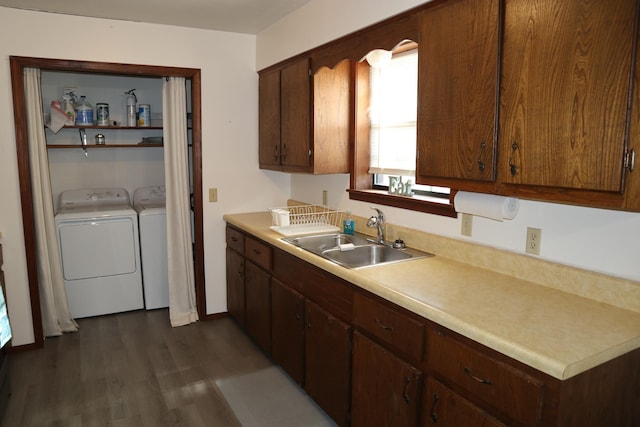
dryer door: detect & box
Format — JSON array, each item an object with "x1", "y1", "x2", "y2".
[{"x1": 58, "y1": 217, "x2": 138, "y2": 280}]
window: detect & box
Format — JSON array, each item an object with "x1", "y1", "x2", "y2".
[
  {"x1": 348, "y1": 44, "x2": 455, "y2": 217},
  {"x1": 367, "y1": 48, "x2": 450, "y2": 200}
]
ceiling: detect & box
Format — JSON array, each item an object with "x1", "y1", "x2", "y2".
[{"x1": 0, "y1": 0, "x2": 313, "y2": 34}]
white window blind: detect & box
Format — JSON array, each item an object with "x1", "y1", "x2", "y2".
[{"x1": 368, "y1": 50, "x2": 418, "y2": 176}]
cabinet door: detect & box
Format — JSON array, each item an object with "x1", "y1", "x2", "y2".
[
  {"x1": 422, "y1": 378, "x2": 504, "y2": 427},
  {"x1": 499, "y1": 0, "x2": 636, "y2": 192},
  {"x1": 312, "y1": 60, "x2": 351, "y2": 174},
  {"x1": 259, "y1": 67, "x2": 281, "y2": 169},
  {"x1": 225, "y1": 247, "x2": 245, "y2": 328},
  {"x1": 351, "y1": 331, "x2": 422, "y2": 427},
  {"x1": 281, "y1": 57, "x2": 312, "y2": 171},
  {"x1": 305, "y1": 299, "x2": 351, "y2": 427},
  {"x1": 271, "y1": 278, "x2": 305, "y2": 386},
  {"x1": 416, "y1": 0, "x2": 500, "y2": 186},
  {"x1": 245, "y1": 260, "x2": 271, "y2": 355}
]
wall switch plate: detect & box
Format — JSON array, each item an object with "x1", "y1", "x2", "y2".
[
  {"x1": 461, "y1": 214, "x2": 473, "y2": 237},
  {"x1": 209, "y1": 188, "x2": 217, "y2": 202},
  {"x1": 525, "y1": 227, "x2": 542, "y2": 255},
  {"x1": 322, "y1": 190, "x2": 328, "y2": 206}
]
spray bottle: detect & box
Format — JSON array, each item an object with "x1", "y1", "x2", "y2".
[{"x1": 125, "y1": 89, "x2": 137, "y2": 127}]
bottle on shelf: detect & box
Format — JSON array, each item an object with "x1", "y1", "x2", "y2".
[
  {"x1": 125, "y1": 89, "x2": 137, "y2": 127},
  {"x1": 75, "y1": 96, "x2": 94, "y2": 126},
  {"x1": 61, "y1": 94, "x2": 75, "y2": 125}
]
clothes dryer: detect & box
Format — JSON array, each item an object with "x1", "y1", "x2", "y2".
[
  {"x1": 134, "y1": 186, "x2": 169, "y2": 310},
  {"x1": 55, "y1": 188, "x2": 144, "y2": 318}
]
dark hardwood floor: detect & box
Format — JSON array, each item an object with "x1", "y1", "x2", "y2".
[{"x1": 1, "y1": 310, "x2": 273, "y2": 426}]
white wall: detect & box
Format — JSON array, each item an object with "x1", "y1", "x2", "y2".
[
  {"x1": 258, "y1": 0, "x2": 640, "y2": 282},
  {"x1": 0, "y1": 7, "x2": 291, "y2": 346}
]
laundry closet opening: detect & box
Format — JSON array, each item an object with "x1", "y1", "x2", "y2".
[{"x1": 10, "y1": 57, "x2": 205, "y2": 348}]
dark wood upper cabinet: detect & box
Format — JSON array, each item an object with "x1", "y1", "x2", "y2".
[
  {"x1": 258, "y1": 0, "x2": 640, "y2": 210},
  {"x1": 280, "y1": 57, "x2": 313, "y2": 171},
  {"x1": 258, "y1": 56, "x2": 350, "y2": 174},
  {"x1": 499, "y1": 0, "x2": 638, "y2": 194},
  {"x1": 258, "y1": 67, "x2": 281, "y2": 170},
  {"x1": 416, "y1": 0, "x2": 501, "y2": 190}
]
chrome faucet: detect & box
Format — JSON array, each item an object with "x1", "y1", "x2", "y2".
[{"x1": 366, "y1": 207, "x2": 386, "y2": 245}]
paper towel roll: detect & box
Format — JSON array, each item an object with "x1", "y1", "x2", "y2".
[{"x1": 454, "y1": 191, "x2": 519, "y2": 221}]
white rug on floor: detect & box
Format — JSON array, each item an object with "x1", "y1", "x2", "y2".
[{"x1": 216, "y1": 366, "x2": 336, "y2": 427}]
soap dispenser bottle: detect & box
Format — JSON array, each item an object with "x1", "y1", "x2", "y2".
[{"x1": 343, "y1": 210, "x2": 355, "y2": 235}]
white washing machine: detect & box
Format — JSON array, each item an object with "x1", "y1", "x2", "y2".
[
  {"x1": 134, "y1": 186, "x2": 169, "y2": 310},
  {"x1": 55, "y1": 188, "x2": 144, "y2": 318}
]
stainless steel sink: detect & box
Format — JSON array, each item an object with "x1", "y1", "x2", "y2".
[{"x1": 282, "y1": 232, "x2": 433, "y2": 269}]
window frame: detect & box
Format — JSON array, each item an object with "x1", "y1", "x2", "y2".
[{"x1": 348, "y1": 48, "x2": 457, "y2": 218}]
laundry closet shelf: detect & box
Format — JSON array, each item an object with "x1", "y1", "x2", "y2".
[
  {"x1": 46, "y1": 144, "x2": 163, "y2": 148},
  {"x1": 46, "y1": 125, "x2": 163, "y2": 130}
]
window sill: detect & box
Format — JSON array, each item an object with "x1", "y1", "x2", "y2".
[{"x1": 347, "y1": 189, "x2": 457, "y2": 218}]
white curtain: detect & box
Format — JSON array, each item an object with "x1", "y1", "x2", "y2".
[
  {"x1": 24, "y1": 68, "x2": 78, "y2": 336},
  {"x1": 163, "y1": 77, "x2": 199, "y2": 327}
]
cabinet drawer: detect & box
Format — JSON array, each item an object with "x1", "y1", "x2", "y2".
[
  {"x1": 226, "y1": 226, "x2": 244, "y2": 253},
  {"x1": 354, "y1": 292, "x2": 425, "y2": 362},
  {"x1": 245, "y1": 236, "x2": 272, "y2": 271},
  {"x1": 427, "y1": 328, "x2": 543, "y2": 426},
  {"x1": 423, "y1": 377, "x2": 504, "y2": 427}
]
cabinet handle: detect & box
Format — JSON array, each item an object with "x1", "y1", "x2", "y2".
[
  {"x1": 295, "y1": 302, "x2": 301, "y2": 320},
  {"x1": 374, "y1": 318, "x2": 393, "y2": 331},
  {"x1": 402, "y1": 376, "x2": 411, "y2": 404},
  {"x1": 230, "y1": 236, "x2": 238, "y2": 242},
  {"x1": 477, "y1": 141, "x2": 486, "y2": 173},
  {"x1": 464, "y1": 367, "x2": 492, "y2": 385},
  {"x1": 281, "y1": 144, "x2": 287, "y2": 162},
  {"x1": 252, "y1": 248, "x2": 261, "y2": 255},
  {"x1": 430, "y1": 392, "x2": 439, "y2": 423},
  {"x1": 273, "y1": 144, "x2": 279, "y2": 161},
  {"x1": 509, "y1": 142, "x2": 519, "y2": 176},
  {"x1": 625, "y1": 149, "x2": 636, "y2": 172}
]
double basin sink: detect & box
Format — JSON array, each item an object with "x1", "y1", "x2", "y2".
[{"x1": 282, "y1": 232, "x2": 433, "y2": 269}]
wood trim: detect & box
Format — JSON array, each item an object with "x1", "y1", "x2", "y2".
[
  {"x1": 202, "y1": 312, "x2": 230, "y2": 321},
  {"x1": 9, "y1": 57, "x2": 44, "y2": 348},
  {"x1": 258, "y1": 0, "x2": 448, "y2": 74},
  {"x1": 347, "y1": 189, "x2": 457, "y2": 218},
  {"x1": 9, "y1": 56, "x2": 206, "y2": 348}
]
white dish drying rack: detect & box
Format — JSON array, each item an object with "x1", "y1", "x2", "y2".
[{"x1": 269, "y1": 205, "x2": 345, "y2": 237}]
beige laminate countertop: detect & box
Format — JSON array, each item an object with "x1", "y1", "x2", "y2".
[{"x1": 224, "y1": 211, "x2": 640, "y2": 381}]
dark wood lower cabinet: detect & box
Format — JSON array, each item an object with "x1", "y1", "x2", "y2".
[
  {"x1": 227, "y1": 224, "x2": 640, "y2": 427},
  {"x1": 271, "y1": 278, "x2": 305, "y2": 386},
  {"x1": 351, "y1": 331, "x2": 422, "y2": 427},
  {"x1": 305, "y1": 299, "x2": 352, "y2": 427},
  {"x1": 225, "y1": 247, "x2": 245, "y2": 328},
  {"x1": 244, "y1": 260, "x2": 271, "y2": 355},
  {"x1": 423, "y1": 377, "x2": 504, "y2": 426}
]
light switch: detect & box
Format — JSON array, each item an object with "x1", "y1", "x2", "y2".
[{"x1": 209, "y1": 188, "x2": 218, "y2": 202}]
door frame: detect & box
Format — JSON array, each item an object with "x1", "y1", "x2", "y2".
[{"x1": 9, "y1": 56, "x2": 205, "y2": 348}]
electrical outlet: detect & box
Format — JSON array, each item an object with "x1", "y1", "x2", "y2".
[
  {"x1": 461, "y1": 214, "x2": 473, "y2": 237},
  {"x1": 322, "y1": 190, "x2": 328, "y2": 206},
  {"x1": 209, "y1": 188, "x2": 218, "y2": 202},
  {"x1": 525, "y1": 227, "x2": 542, "y2": 255}
]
